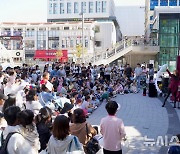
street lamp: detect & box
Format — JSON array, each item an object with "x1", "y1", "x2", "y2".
[{"x1": 79, "y1": 12, "x2": 84, "y2": 63}]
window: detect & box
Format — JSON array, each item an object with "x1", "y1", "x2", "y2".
[
  {"x1": 13, "y1": 40, "x2": 22, "y2": 50},
  {"x1": 150, "y1": 24, "x2": 153, "y2": 30},
  {"x1": 53, "y1": 3, "x2": 58, "y2": 14},
  {"x1": 49, "y1": 30, "x2": 59, "y2": 37},
  {"x1": 89, "y1": 2, "x2": 93, "y2": 13},
  {"x1": 96, "y1": 1, "x2": 101, "y2": 13},
  {"x1": 70, "y1": 39, "x2": 74, "y2": 48},
  {"x1": 67, "y1": 2, "x2": 71, "y2": 13},
  {"x1": 25, "y1": 40, "x2": 35, "y2": 50},
  {"x1": 150, "y1": 0, "x2": 158, "y2": 10},
  {"x1": 64, "y1": 27, "x2": 69, "y2": 30},
  {"x1": 49, "y1": 3, "x2": 53, "y2": 14},
  {"x1": 169, "y1": 0, "x2": 177, "y2": 6},
  {"x1": 95, "y1": 41, "x2": 101, "y2": 47},
  {"x1": 160, "y1": 0, "x2": 168, "y2": 6},
  {"x1": 81, "y1": 2, "x2": 86, "y2": 13},
  {"x1": 74, "y1": 2, "x2": 79, "y2": 13},
  {"x1": 150, "y1": 16, "x2": 153, "y2": 20},
  {"x1": 95, "y1": 26, "x2": 100, "y2": 33},
  {"x1": 102, "y1": 1, "x2": 107, "y2": 13},
  {"x1": 37, "y1": 30, "x2": 46, "y2": 50},
  {"x1": 85, "y1": 38, "x2": 88, "y2": 47},
  {"x1": 48, "y1": 40, "x2": 59, "y2": 49},
  {"x1": 60, "y1": 3, "x2": 64, "y2": 14},
  {"x1": 25, "y1": 29, "x2": 35, "y2": 37}
]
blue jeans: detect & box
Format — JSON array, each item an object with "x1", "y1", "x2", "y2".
[{"x1": 136, "y1": 76, "x2": 142, "y2": 90}]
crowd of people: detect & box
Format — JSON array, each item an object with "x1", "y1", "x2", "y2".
[{"x1": 0, "y1": 61, "x2": 179, "y2": 154}]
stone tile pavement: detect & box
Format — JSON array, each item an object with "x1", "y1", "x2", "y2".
[{"x1": 87, "y1": 93, "x2": 180, "y2": 154}]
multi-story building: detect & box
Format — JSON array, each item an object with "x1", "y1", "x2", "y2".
[
  {"x1": 145, "y1": 0, "x2": 180, "y2": 70},
  {"x1": 47, "y1": 0, "x2": 121, "y2": 41},
  {"x1": 47, "y1": 0, "x2": 115, "y2": 22},
  {"x1": 0, "y1": 21, "x2": 116, "y2": 64},
  {"x1": 145, "y1": 0, "x2": 179, "y2": 42},
  {"x1": 153, "y1": 7, "x2": 180, "y2": 71}
]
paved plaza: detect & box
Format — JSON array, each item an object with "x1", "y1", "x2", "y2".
[{"x1": 88, "y1": 93, "x2": 180, "y2": 154}]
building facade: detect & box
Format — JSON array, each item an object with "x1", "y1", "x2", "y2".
[
  {"x1": 153, "y1": 7, "x2": 180, "y2": 71},
  {"x1": 47, "y1": 0, "x2": 115, "y2": 22},
  {"x1": 0, "y1": 21, "x2": 116, "y2": 64},
  {"x1": 47, "y1": 0, "x2": 121, "y2": 42},
  {"x1": 145, "y1": 0, "x2": 180, "y2": 41}
]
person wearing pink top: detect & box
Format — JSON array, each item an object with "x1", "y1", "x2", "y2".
[{"x1": 100, "y1": 101, "x2": 126, "y2": 154}]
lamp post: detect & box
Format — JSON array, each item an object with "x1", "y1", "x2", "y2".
[{"x1": 79, "y1": 12, "x2": 84, "y2": 63}]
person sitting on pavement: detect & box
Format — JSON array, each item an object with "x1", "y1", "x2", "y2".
[{"x1": 70, "y1": 108, "x2": 97, "y2": 152}]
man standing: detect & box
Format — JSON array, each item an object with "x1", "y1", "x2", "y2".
[
  {"x1": 124, "y1": 64, "x2": 132, "y2": 79},
  {"x1": 100, "y1": 101, "x2": 126, "y2": 154},
  {"x1": 135, "y1": 63, "x2": 143, "y2": 91}
]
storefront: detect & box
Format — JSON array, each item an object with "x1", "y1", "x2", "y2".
[{"x1": 34, "y1": 50, "x2": 68, "y2": 63}]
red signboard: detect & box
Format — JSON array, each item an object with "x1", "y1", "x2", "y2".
[{"x1": 34, "y1": 50, "x2": 68, "y2": 62}]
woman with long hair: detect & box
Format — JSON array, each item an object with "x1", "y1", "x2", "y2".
[
  {"x1": 48, "y1": 115, "x2": 83, "y2": 154},
  {"x1": 2, "y1": 94, "x2": 16, "y2": 113},
  {"x1": 35, "y1": 107, "x2": 53, "y2": 152},
  {"x1": 70, "y1": 108, "x2": 97, "y2": 149}
]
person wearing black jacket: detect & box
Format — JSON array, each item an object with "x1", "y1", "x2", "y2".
[{"x1": 35, "y1": 107, "x2": 53, "y2": 152}]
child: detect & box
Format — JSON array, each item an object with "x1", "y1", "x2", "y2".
[{"x1": 130, "y1": 81, "x2": 138, "y2": 93}]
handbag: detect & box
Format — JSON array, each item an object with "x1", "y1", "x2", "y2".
[
  {"x1": 67, "y1": 136, "x2": 84, "y2": 154},
  {"x1": 85, "y1": 124, "x2": 101, "y2": 154}
]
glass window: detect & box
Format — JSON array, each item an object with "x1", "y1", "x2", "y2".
[
  {"x1": 49, "y1": 30, "x2": 59, "y2": 37},
  {"x1": 85, "y1": 38, "x2": 88, "y2": 47},
  {"x1": 37, "y1": 40, "x2": 46, "y2": 50},
  {"x1": 150, "y1": 0, "x2": 158, "y2": 10},
  {"x1": 70, "y1": 39, "x2": 74, "y2": 48},
  {"x1": 48, "y1": 40, "x2": 59, "y2": 49},
  {"x1": 102, "y1": 1, "x2": 107, "y2": 13},
  {"x1": 150, "y1": 16, "x2": 153, "y2": 20},
  {"x1": 49, "y1": 3, "x2": 53, "y2": 14},
  {"x1": 169, "y1": 0, "x2": 177, "y2": 6},
  {"x1": 25, "y1": 40, "x2": 35, "y2": 50},
  {"x1": 150, "y1": 24, "x2": 153, "y2": 30},
  {"x1": 37, "y1": 30, "x2": 46, "y2": 50},
  {"x1": 81, "y1": 2, "x2": 86, "y2": 13},
  {"x1": 89, "y1": 2, "x2": 93, "y2": 13},
  {"x1": 96, "y1": 1, "x2": 101, "y2": 13},
  {"x1": 26, "y1": 29, "x2": 35, "y2": 37},
  {"x1": 13, "y1": 40, "x2": 22, "y2": 50},
  {"x1": 160, "y1": 0, "x2": 168, "y2": 6},
  {"x1": 60, "y1": 3, "x2": 64, "y2": 14},
  {"x1": 53, "y1": 3, "x2": 58, "y2": 14},
  {"x1": 67, "y1": 2, "x2": 71, "y2": 14},
  {"x1": 74, "y1": 2, "x2": 79, "y2": 13}
]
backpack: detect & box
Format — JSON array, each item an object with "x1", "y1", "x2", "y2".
[{"x1": 0, "y1": 132, "x2": 19, "y2": 154}]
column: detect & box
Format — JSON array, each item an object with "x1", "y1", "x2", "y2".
[
  {"x1": 22, "y1": 28, "x2": 26, "y2": 62},
  {"x1": 177, "y1": 0, "x2": 179, "y2": 6},
  {"x1": 11, "y1": 27, "x2": 14, "y2": 50},
  {"x1": 46, "y1": 27, "x2": 49, "y2": 50},
  {"x1": 34, "y1": 27, "x2": 38, "y2": 50},
  {"x1": 168, "y1": 0, "x2": 170, "y2": 6},
  {"x1": 158, "y1": 0, "x2": 160, "y2": 6}
]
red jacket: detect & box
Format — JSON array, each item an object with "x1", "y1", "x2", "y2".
[{"x1": 167, "y1": 69, "x2": 179, "y2": 94}]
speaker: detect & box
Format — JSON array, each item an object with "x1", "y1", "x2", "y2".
[{"x1": 149, "y1": 83, "x2": 157, "y2": 97}]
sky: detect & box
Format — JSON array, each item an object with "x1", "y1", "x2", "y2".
[{"x1": 0, "y1": 0, "x2": 145, "y2": 22}]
